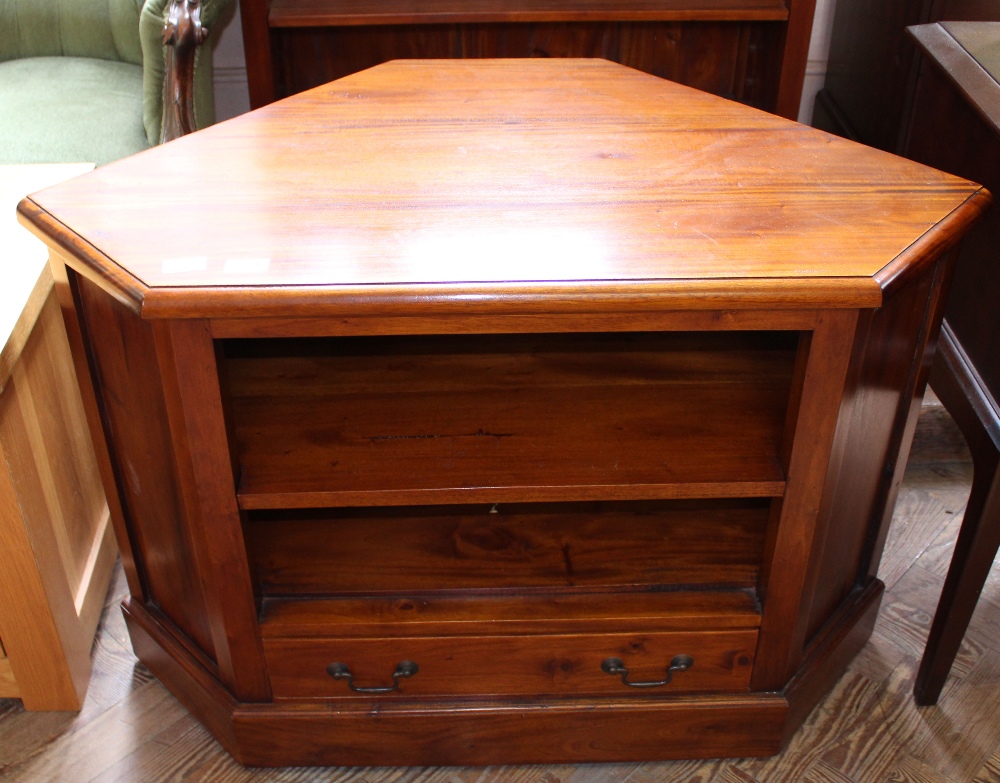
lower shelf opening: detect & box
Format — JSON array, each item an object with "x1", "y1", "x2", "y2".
[{"x1": 245, "y1": 498, "x2": 770, "y2": 598}]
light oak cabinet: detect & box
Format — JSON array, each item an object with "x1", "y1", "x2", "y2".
[{"x1": 0, "y1": 165, "x2": 115, "y2": 711}]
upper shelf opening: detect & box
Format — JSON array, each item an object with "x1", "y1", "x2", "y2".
[{"x1": 224, "y1": 331, "x2": 795, "y2": 509}]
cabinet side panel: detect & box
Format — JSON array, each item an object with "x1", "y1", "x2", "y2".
[
  {"x1": 73, "y1": 275, "x2": 217, "y2": 662},
  {"x1": 803, "y1": 262, "x2": 940, "y2": 644}
]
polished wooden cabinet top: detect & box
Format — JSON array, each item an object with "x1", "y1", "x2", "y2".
[{"x1": 18, "y1": 59, "x2": 989, "y2": 317}]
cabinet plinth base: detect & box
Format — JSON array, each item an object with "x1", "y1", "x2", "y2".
[{"x1": 123, "y1": 583, "x2": 883, "y2": 766}]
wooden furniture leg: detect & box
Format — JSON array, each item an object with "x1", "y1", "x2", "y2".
[
  {"x1": 914, "y1": 322, "x2": 1000, "y2": 705},
  {"x1": 161, "y1": 0, "x2": 209, "y2": 143}
]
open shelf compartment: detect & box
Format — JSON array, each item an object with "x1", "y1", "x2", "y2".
[
  {"x1": 246, "y1": 498, "x2": 770, "y2": 598},
  {"x1": 223, "y1": 331, "x2": 798, "y2": 509}
]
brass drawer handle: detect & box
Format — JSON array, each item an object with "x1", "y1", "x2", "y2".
[
  {"x1": 326, "y1": 660, "x2": 419, "y2": 693},
  {"x1": 601, "y1": 654, "x2": 694, "y2": 688}
]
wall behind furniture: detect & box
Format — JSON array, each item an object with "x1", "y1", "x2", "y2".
[
  {"x1": 210, "y1": 0, "x2": 838, "y2": 124},
  {"x1": 799, "y1": 0, "x2": 836, "y2": 123},
  {"x1": 212, "y1": 3, "x2": 252, "y2": 122}
]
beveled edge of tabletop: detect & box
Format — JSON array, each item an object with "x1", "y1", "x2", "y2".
[{"x1": 18, "y1": 187, "x2": 993, "y2": 322}]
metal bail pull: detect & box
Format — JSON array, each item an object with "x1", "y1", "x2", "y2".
[
  {"x1": 327, "y1": 660, "x2": 419, "y2": 693},
  {"x1": 601, "y1": 654, "x2": 694, "y2": 688}
]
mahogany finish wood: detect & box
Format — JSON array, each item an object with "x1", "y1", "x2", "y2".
[
  {"x1": 245, "y1": 500, "x2": 769, "y2": 594},
  {"x1": 264, "y1": 628, "x2": 758, "y2": 698},
  {"x1": 269, "y1": 0, "x2": 789, "y2": 26},
  {"x1": 16, "y1": 59, "x2": 987, "y2": 765},
  {"x1": 241, "y1": 0, "x2": 814, "y2": 119},
  {"x1": 258, "y1": 590, "x2": 763, "y2": 636},
  {"x1": 902, "y1": 22, "x2": 1000, "y2": 706},
  {"x1": 15, "y1": 62, "x2": 979, "y2": 304},
  {"x1": 227, "y1": 332, "x2": 794, "y2": 508}
]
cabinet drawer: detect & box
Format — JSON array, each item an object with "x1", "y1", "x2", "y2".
[{"x1": 265, "y1": 629, "x2": 757, "y2": 699}]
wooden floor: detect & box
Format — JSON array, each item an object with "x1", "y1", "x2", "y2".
[{"x1": 1, "y1": 396, "x2": 997, "y2": 783}]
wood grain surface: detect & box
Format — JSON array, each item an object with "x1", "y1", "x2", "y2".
[
  {"x1": 263, "y1": 628, "x2": 757, "y2": 697},
  {"x1": 259, "y1": 589, "x2": 762, "y2": 636},
  {"x1": 11, "y1": 55, "x2": 988, "y2": 767},
  {"x1": 0, "y1": 398, "x2": 991, "y2": 780},
  {"x1": 244, "y1": 0, "x2": 813, "y2": 120},
  {"x1": 268, "y1": 0, "x2": 789, "y2": 26},
  {"x1": 227, "y1": 331, "x2": 794, "y2": 507},
  {"x1": 73, "y1": 276, "x2": 218, "y2": 661},
  {"x1": 18, "y1": 59, "x2": 985, "y2": 316},
  {"x1": 0, "y1": 289, "x2": 115, "y2": 710},
  {"x1": 246, "y1": 500, "x2": 769, "y2": 594}
]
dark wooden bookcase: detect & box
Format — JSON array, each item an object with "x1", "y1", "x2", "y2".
[{"x1": 238, "y1": 0, "x2": 818, "y2": 119}]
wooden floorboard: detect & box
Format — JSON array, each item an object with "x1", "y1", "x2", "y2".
[{"x1": 1, "y1": 396, "x2": 995, "y2": 783}]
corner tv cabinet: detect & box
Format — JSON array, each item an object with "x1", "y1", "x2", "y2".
[{"x1": 17, "y1": 60, "x2": 988, "y2": 766}]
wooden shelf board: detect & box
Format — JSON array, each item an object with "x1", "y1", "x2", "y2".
[
  {"x1": 259, "y1": 588, "x2": 762, "y2": 638},
  {"x1": 268, "y1": 0, "x2": 789, "y2": 27},
  {"x1": 238, "y1": 480, "x2": 785, "y2": 509}
]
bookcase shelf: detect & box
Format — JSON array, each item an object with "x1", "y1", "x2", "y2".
[
  {"x1": 238, "y1": 0, "x2": 816, "y2": 120},
  {"x1": 268, "y1": 0, "x2": 789, "y2": 27}
]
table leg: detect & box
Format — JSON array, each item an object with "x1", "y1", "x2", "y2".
[{"x1": 914, "y1": 323, "x2": 1000, "y2": 705}]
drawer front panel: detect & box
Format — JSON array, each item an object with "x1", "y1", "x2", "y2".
[{"x1": 265, "y1": 630, "x2": 757, "y2": 699}]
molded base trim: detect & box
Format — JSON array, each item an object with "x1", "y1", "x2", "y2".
[
  {"x1": 124, "y1": 580, "x2": 882, "y2": 767},
  {"x1": 781, "y1": 579, "x2": 884, "y2": 744},
  {"x1": 124, "y1": 600, "x2": 786, "y2": 766}
]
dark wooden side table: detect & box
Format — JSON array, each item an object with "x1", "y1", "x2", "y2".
[
  {"x1": 16, "y1": 59, "x2": 987, "y2": 765},
  {"x1": 812, "y1": 0, "x2": 999, "y2": 154},
  {"x1": 905, "y1": 22, "x2": 1000, "y2": 706}
]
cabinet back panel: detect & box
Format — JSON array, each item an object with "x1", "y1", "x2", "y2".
[
  {"x1": 246, "y1": 499, "x2": 769, "y2": 595},
  {"x1": 224, "y1": 331, "x2": 796, "y2": 504},
  {"x1": 272, "y1": 21, "x2": 756, "y2": 105}
]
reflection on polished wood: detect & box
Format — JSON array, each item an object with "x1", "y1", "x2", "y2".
[{"x1": 18, "y1": 60, "x2": 982, "y2": 302}]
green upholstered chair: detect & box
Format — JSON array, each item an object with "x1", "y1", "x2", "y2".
[{"x1": 0, "y1": 0, "x2": 232, "y2": 166}]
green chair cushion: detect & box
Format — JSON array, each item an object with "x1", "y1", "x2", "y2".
[
  {"x1": 0, "y1": 0, "x2": 144, "y2": 66},
  {"x1": 0, "y1": 56, "x2": 149, "y2": 166}
]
